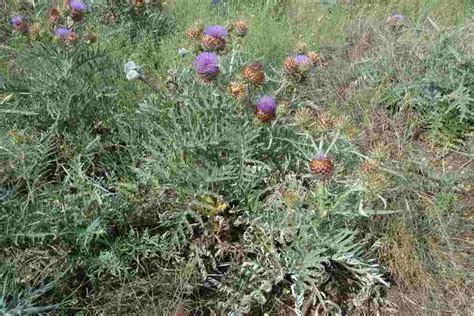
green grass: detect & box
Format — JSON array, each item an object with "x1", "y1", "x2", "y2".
[{"x1": 1, "y1": 0, "x2": 473, "y2": 314}]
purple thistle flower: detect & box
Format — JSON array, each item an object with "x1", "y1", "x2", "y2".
[
  {"x1": 10, "y1": 15, "x2": 23, "y2": 27},
  {"x1": 294, "y1": 54, "x2": 311, "y2": 66},
  {"x1": 256, "y1": 96, "x2": 277, "y2": 114},
  {"x1": 69, "y1": 0, "x2": 87, "y2": 11},
  {"x1": 54, "y1": 27, "x2": 72, "y2": 38},
  {"x1": 203, "y1": 25, "x2": 228, "y2": 39},
  {"x1": 194, "y1": 52, "x2": 219, "y2": 78}
]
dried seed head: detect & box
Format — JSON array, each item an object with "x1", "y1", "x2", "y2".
[
  {"x1": 283, "y1": 56, "x2": 299, "y2": 75},
  {"x1": 65, "y1": 31, "x2": 78, "y2": 45},
  {"x1": 85, "y1": 32, "x2": 97, "y2": 43},
  {"x1": 295, "y1": 41, "x2": 308, "y2": 54},
  {"x1": 185, "y1": 26, "x2": 202, "y2": 40},
  {"x1": 134, "y1": 0, "x2": 145, "y2": 7},
  {"x1": 29, "y1": 22, "x2": 41, "y2": 40},
  {"x1": 308, "y1": 51, "x2": 321, "y2": 65},
  {"x1": 242, "y1": 62, "x2": 265, "y2": 85},
  {"x1": 360, "y1": 161, "x2": 379, "y2": 174},
  {"x1": 48, "y1": 8, "x2": 60, "y2": 25},
  {"x1": 234, "y1": 19, "x2": 248, "y2": 37},
  {"x1": 227, "y1": 81, "x2": 246, "y2": 99}
]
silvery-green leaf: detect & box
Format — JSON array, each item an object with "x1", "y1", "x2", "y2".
[
  {"x1": 126, "y1": 70, "x2": 141, "y2": 81},
  {"x1": 124, "y1": 61, "x2": 136, "y2": 73},
  {"x1": 178, "y1": 48, "x2": 188, "y2": 58}
]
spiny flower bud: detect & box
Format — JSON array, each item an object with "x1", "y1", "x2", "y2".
[
  {"x1": 65, "y1": 32, "x2": 79, "y2": 45},
  {"x1": 84, "y1": 32, "x2": 97, "y2": 43},
  {"x1": 255, "y1": 96, "x2": 277, "y2": 123},
  {"x1": 283, "y1": 56, "x2": 299, "y2": 75},
  {"x1": 234, "y1": 19, "x2": 248, "y2": 37},
  {"x1": 48, "y1": 8, "x2": 60, "y2": 26},
  {"x1": 242, "y1": 62, "x2": 265, "y2": 86},
  {"x1": 227, "y1": 81, "x2": 246, "y2": 99},
  {"x1": 10, "y1": 15, "x2": 29, "y2": 34},
  {"x1": 308, "y1": 51, "x2": 321, "y2": 66},
  {"x1": 194, "y1": 52, "x2": 219, "y2": 82},
  {"x1": 295, "y1": 41, "x2": 308, "y2": 54},
  {"x1": 316, "y1": 110, "x2": 333, "y2": 129},
  {"x1": 29, "y1": 22, "x2": 41, "y2": 41},
  {"x1": 69, "y1": 0, "x2": 87, "y2": 22},
  {"x1": 310, "y1": 152, "x2": 334, "y2": 179},
  {"x1": 360, "y1": 160, "x2": 378, "y2": 175},
  {"x1": 185, "y1": 26, "x2": 202, "y2": 40}
]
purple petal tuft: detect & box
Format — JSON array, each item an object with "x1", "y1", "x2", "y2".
[
  {"x1": 194, "y1": 52, "x2": 219, "y2": 76},
  {"x1": 256, "y1": 96, "x2": 277, "y2": 113},
  {"x1": 203, "y1": 25, "x2": 228, "y2": 39}
]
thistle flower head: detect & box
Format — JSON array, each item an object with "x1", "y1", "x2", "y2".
[
  {"x1": 227, "y1": 81, "x2": 246, "y2": 99},
  {"x1": 194, "y1": 52, "x2": 219, "y2": 81},
  {"x1": 308, "y1": 51, "x2": 320, "y2": 65},
  {"x1": 242, "y1": 62, "x2": 265, "y2": 85},
  {"x1": 10, "y1": 15, "x2": 29, "y2": 33},
  {"x1": 203, "y1": 25, "x2": 228, "y2": 39},
  {"x1": 256, "y1": 96, "x2": 277, "y2": 113},
  {"x1": 85, "y1": 32, "x2": 97, "y2": 43},
  {"x1": 283, "y1": 56, "x2": 298, "y2": 74},
  {"x1": 201, "y1": 35, "x2": 226, "y2": 51},
  {"x1": 10, "y1": 15, "x2": 23, "y2": 27},
  {"x1": 296, "y1": 41, "x2": 308, "y2": 54},
  {"x1": 48, "y1": 8, "x2": 60, "y2": 25},
  {"x1": 66, "y1": 32, "x2": 78, "y2": 44},
  {"x1": 134, "y1": 0, "x2": 145, "y2": 7},
  {"x1": 255, "y1": 96, "x2": 277, "y2": 122},
  {"x1": 294, "y1": 54, "x2": 311, "y2": 66},
  {"x1": 234, "y1": 19, "x2": 248, "y2": 37},
  {"x1": 185, "y1": 26, "x2": 202, "y2": 40},
  {"x1": 310, "y1": 152, "x2": 334, "y2": 179},
  {"x1": 29, "y1": 22, "x2": 41, "y2": 40},
  {"x1": 69, "y1": 0, "x2": 87, "y2": 11},
  {"x1": 54, "y1": 27, "x2": 72, "y2": 38}
]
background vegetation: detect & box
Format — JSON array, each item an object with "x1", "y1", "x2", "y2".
[{"x1": 1, "y1": 0, "x2": 472, "y2": 314}]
